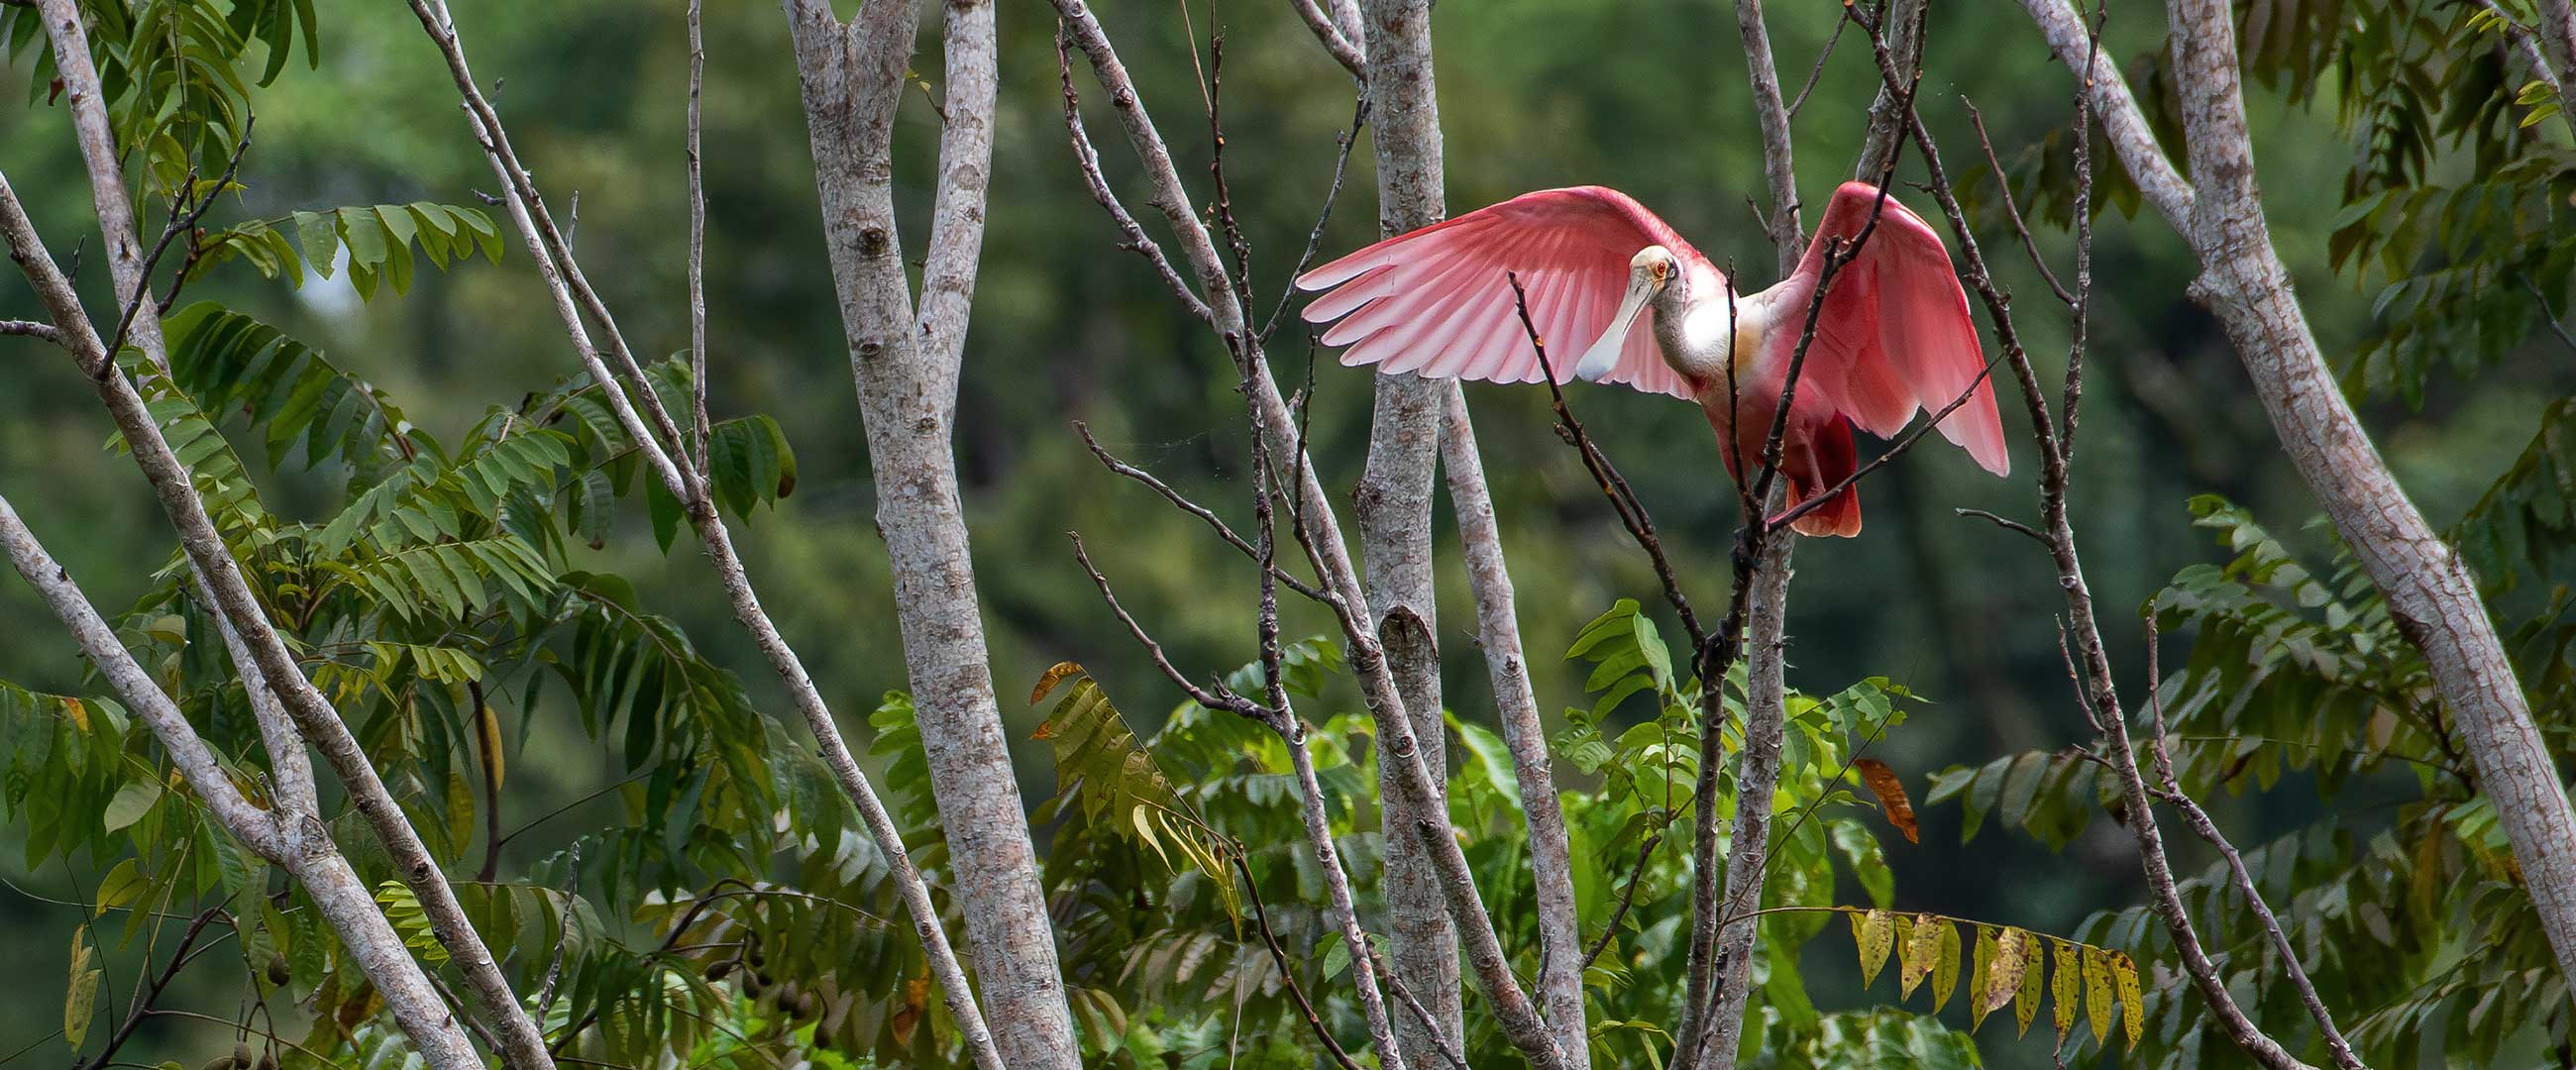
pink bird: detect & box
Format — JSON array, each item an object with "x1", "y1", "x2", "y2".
[{"x1": 1295, "y1": 181, "x2": 2008, "y2": 536}]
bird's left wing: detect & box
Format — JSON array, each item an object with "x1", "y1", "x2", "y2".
[
  {"x1": 1794, "y1": 182, "x2": 2010, "y2": 476},
  {"x1": 1295, "y1": 186, "x2": 1697, "y2": 399}
]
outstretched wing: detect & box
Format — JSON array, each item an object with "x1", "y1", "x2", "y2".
[
  {"x1": 1296, "y1": 186, "x2": 1698, "y2": 399},
  {"x1": 1795, "y1": 181, "x2": 2010, "y2": 476}
]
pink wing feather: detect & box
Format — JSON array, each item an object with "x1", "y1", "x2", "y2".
[
  {"x1": 1296, "y1": 186, "x2": 1702, "y2": 399},
  {"x1": 1795, "y1": 182, "x2": 2010, "y2": 477}
]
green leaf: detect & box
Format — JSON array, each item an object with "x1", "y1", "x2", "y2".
[
  {"x1": 1447, "y1": 712, "x2": 1522, "y2": 808},
  {"x1": 93, "y1": 858, "x2": 148, "y2": 916},
  {"x1": 103, "y1": 779, "x2": 161, "y2": 833}
]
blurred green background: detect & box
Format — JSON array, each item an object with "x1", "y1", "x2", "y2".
[{"x1": 1, "y1": 0, "x2": 2562, "y2": 1057}]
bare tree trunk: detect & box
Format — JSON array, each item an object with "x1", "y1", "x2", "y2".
[
  {"x1": 785, "y1": 2, "x2": 1082, "y2": 1065},
  {"x1": 400, "y1": 2, "x2": 1009, "y2": 1060},
  {"x1": 2019, "y1": 0, "x2": 2576, "y2": 996},
  {"x1": 1350, "y1": 0, "x2": 1461, "y2": 1057},
  {"x1": 1441, "y1": 393, "x2": 1588, "y2": 1069},
  {"x1": 1693, "y1": 528, "x2": 1791, "y2": 1070},
  {"x1": 1679, "y1": 5, "x2": 1809, "y2": 1066}
]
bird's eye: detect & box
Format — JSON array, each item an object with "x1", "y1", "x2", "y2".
[{"x1": 1653, "y1": 262, "x2": 1669, "y2": 281}]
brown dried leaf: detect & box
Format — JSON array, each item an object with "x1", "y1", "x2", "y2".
[
  {"x1": 1852, "y1": 758, "x2": 1919, "y2": 843},
  {"x1": 1030, "y1": 661, "x2": 1086, "y2": 707}
]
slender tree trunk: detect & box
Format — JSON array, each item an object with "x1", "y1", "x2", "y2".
[
  {"x1": 1441, "y1": 393, "x2": 1589, "y2": 1069},
  {"x1": 1351, "y1": 0, "x2": 1461, "y2": 1058},
  {"x1": 1681, "y1": 5, "x2": 1808, "y2": 1066},
  {"x1": 2016, "y1": 0, "x2": 2576, "y2": 994},
  {"x1": 786, "y1": 2, "x2": 1083, "y2": 1065},
  {"x1": 401, "y1": 2, "x2": 1009, "y2": 1059}
]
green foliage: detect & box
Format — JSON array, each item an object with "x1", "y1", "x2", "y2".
[
  {"x1": 191, "y1": 203, "x2": 505, "y2": 300},
  {"x1": 1923, "y1": 494, "x2": 2573, "y2": 1068},
  {"x1": 1029, "y1": 663, "x2": 1240, "y2": 926}
]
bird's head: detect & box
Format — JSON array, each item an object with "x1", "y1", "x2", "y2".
[{"x1": 1576, "y1": 245, "x2": 1680, "y2": 382}]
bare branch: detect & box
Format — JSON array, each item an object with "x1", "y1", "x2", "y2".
[
  {"x1": 1285, "y1": 0, "x2": 1366, "y2": 76},
  {"x1": 1066, "y1": 531, "x2": 1256, "y2": 716},
  {"x1": 686, "y1": 0, "x2": 711, "y2": 476},
  {"x1": 1076, "y1": 423, "x2": 1327, "y2": 600},
  {"x1": 2143, "y1": 615, "x2": 2366, "y2": 1070},
  {"x1": 0, "y1": 319, "x2": 62, "y2": 345},
  {"x1": 1054, "y1": 21, "x2": 1217, "y2": 325},
  {"x1": 1234, "y1": 857, "x2": 1368, "y2": 1070}
]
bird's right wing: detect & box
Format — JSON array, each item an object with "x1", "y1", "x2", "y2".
[{"x1": 1296, "y1": 186, "x2": 1698, "y2": 399}]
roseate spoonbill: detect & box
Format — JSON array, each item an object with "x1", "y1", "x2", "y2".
[{"x1": 1294, "y1": 181, "x2": 2008, "y2": 536}]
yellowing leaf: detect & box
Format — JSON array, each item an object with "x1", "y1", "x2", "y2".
[
  {"x1": 474, "y1": 700, "x2": 506, "y2": 798},
  {"x1": 1898, "y1": 911, "x2": 1940, "y2": 999},
  {"x1": 1029, "y1": 661, "x2": 1086, "y2": 706},
  {"x1": 1851, "y1": 758, "x2": 1918, "y2": 843},
  {"x1": 65, "y1": 926, "x2": 100, "y2": 1050},
  {"x1": 1853, "y1": 909, "x2": 1894, "y2": 988},
  {"x1": 1978, "y1": 927, "x2": 2019, "y2": 1025},
  {"x1": 2015, "y1": 929, "x2": 2045, "y2": 1037},
  {"x1": 1970, "y1": 925, "x2": 1999, "y2": 1030},
  {"x1": 1931, "y1": 918, "x2": 1962, "y2": 1014},
  {"x1": 2050, "y1": 938, "x2": 2080, "y2": 1044},
  {"x1": 2112, "y1": 950, "x2": 2145, "y2": 1050},
  {"x1": 2083, "y1": 944, "x2": 2116, "y2": 1046}
]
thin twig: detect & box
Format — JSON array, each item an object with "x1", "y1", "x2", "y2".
[
  {"x1": 1055, "y1": 25, "x2": 1215, "y2": 325},
  {"x1": 1580, "y1": 833, "x2": 1663, "y2": 970},
  {"x1": 1961, "y1": 99, "x2": 2076, "y2": 307},
  {"x1": 1232, "y1": 857, "x2": 1365, "y2": 1070},
  {"x1": 104, "y1": 117, "x2": 254, "y2": 370},
  {"x1": 1258, "y1": 94, "x2": 1369, "y2": 341},
  {"x1": 1369, "y1": 948, "x2": 1473, "y2": 1070},
  {"x1": 1507, "y1": 271, "x2": 1706, "y2": 649},
  {"x1": 1067, "y1": 531, "x2": 1257, "y2": 716},
  {"x1": 686, "y1": 0, "x2": 710, "y2": 477},
  {"x1": 1075, "y1": 423, "x2": 1328, "y2": 601}
]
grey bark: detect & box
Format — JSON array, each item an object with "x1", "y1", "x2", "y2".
[
  {"x1": 1681, "y1": 5, "x2": 1808, "y2": 1067},
  {"x1": 1351, "y1": 0, "x2": 1462, "y2": 1059},
  {"x1": 1441, "y1": 393, "x2": 1588, "y2": 1068},
  {"x1": 399, "y1": 1, "x2": 1010, "y2": 1061},
  {"x1": 2020, "y1": 0, "x2": 2576, "y2": 996},
  {"x1": 784, "y1": 2, "x2": 1082, "y2": 1066}
]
